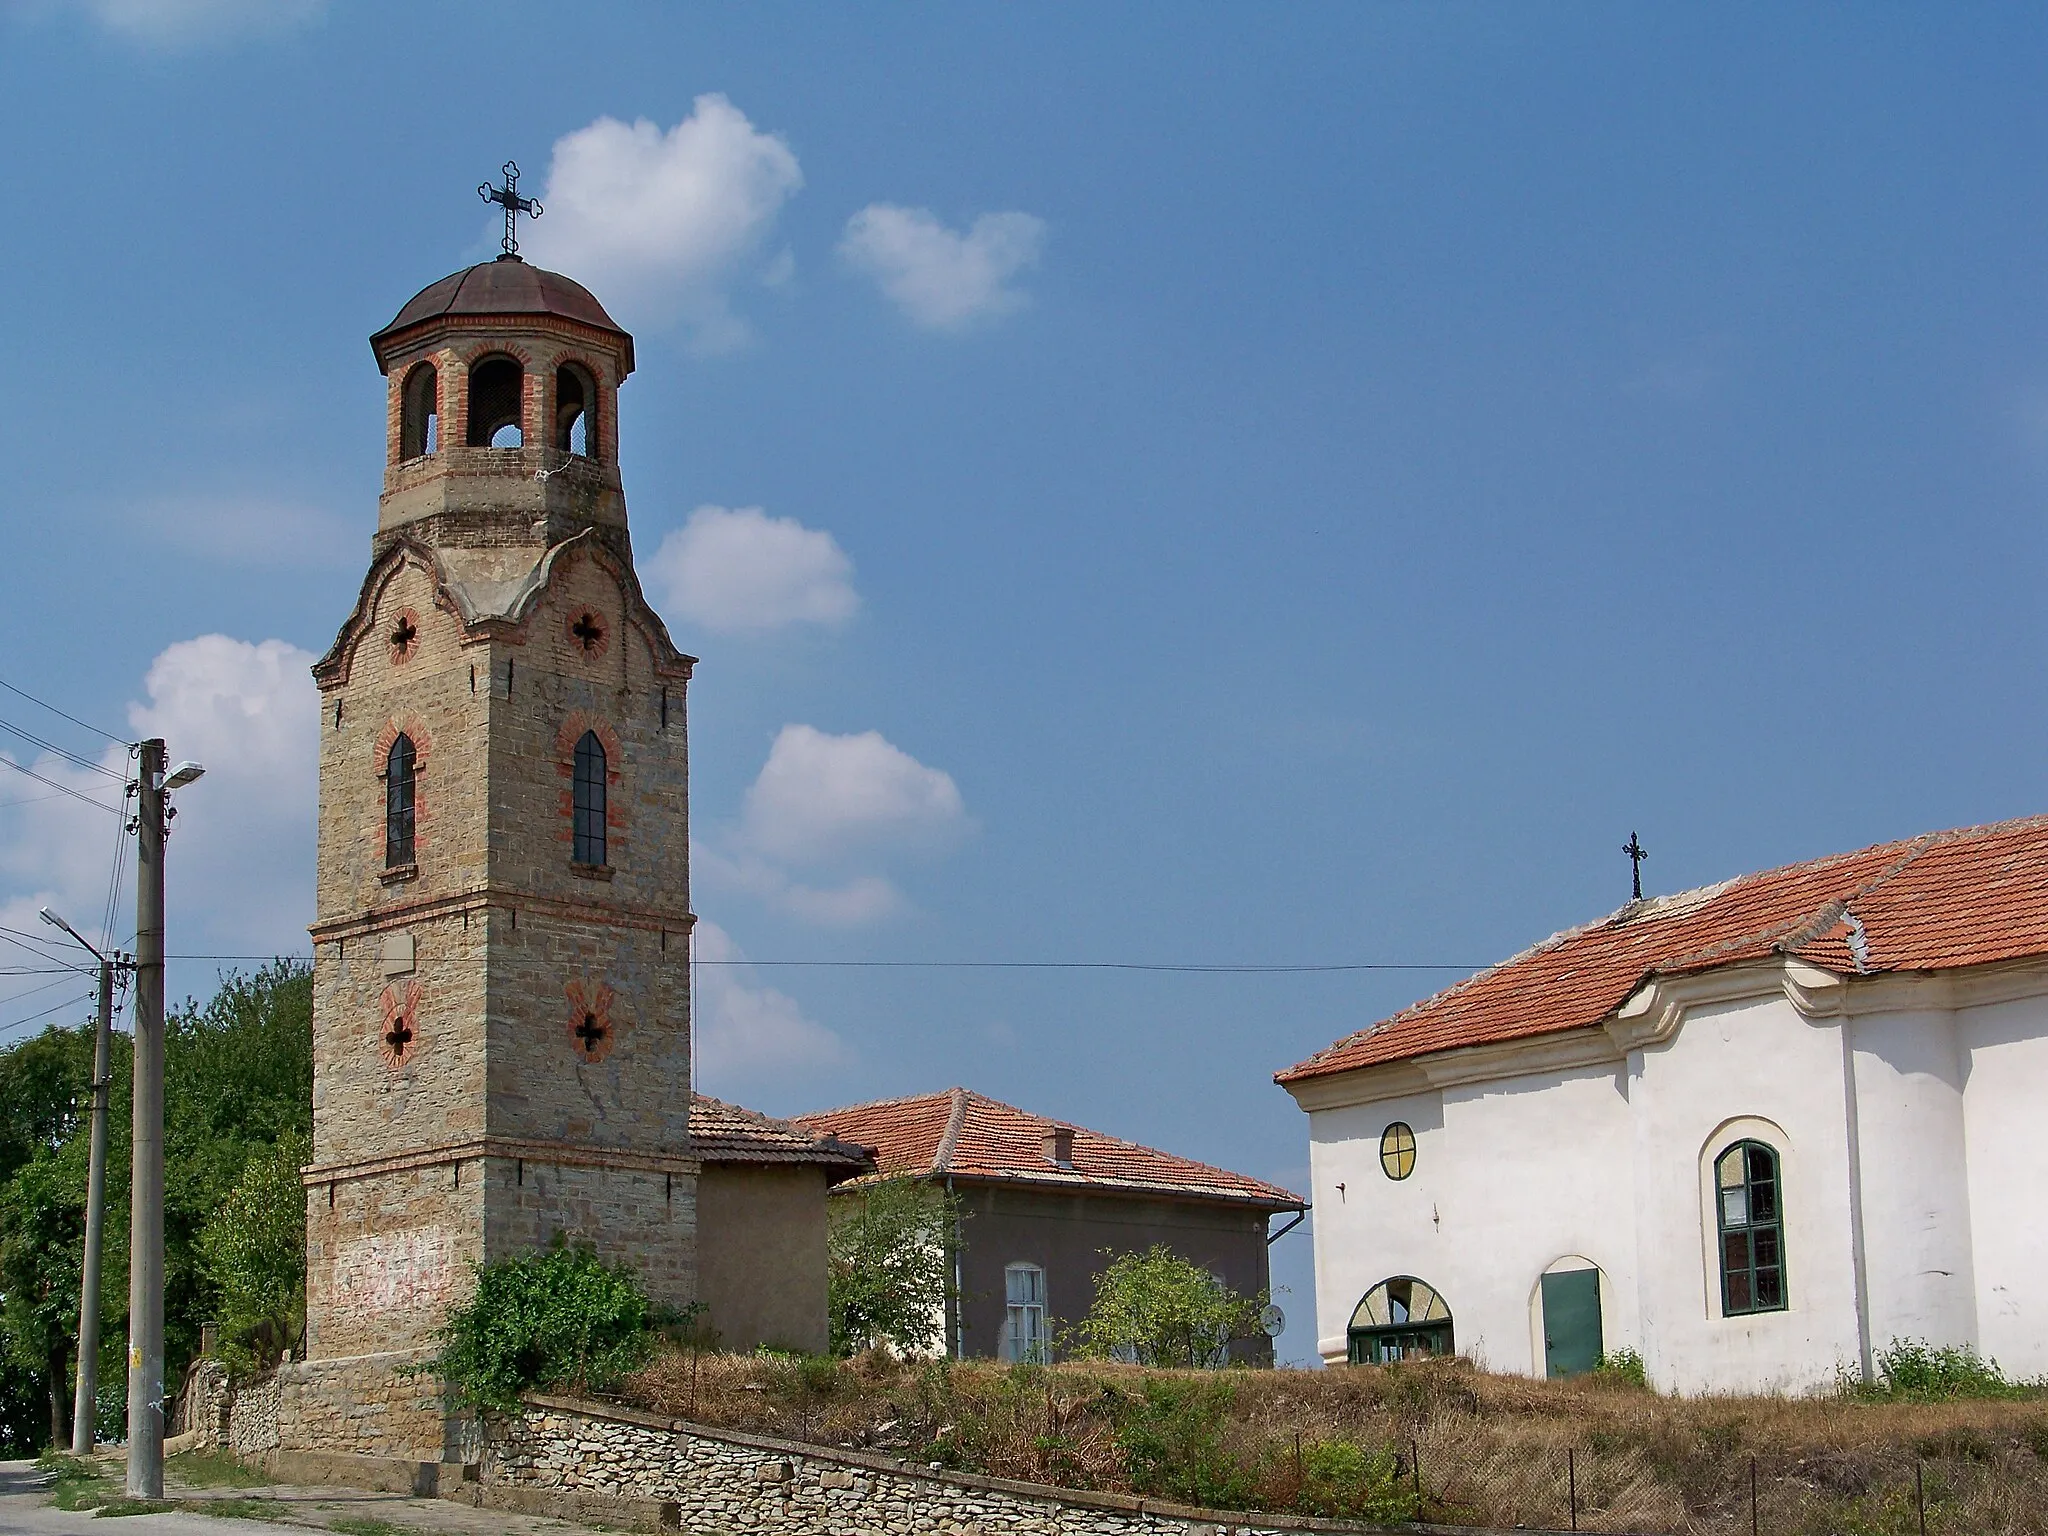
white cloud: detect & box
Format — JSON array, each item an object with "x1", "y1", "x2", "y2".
[
  {"x1": 839, "y1": 204, "x2": 1046, "y2": 330},
  {"x1": 44, "y1": 0, "x2": 325, "y2": 44},
  {"x1": 693, "y1": 726, "x2": 972, "y2": 927},
  {"x1": 0, "y1": 635, "x2": 318, "y2": 996},
  {"x1": 742, "y1": 725, "x2": 968, "y2": 866},
  {"x1": 690, "y1": 919, "x2": 849, "y2": 1094},
  {"x1": 645, "y1": 505, "x2": 858, "y2": 636},
  {"x1": 522, "y1": 96, "x2": 803, "y2": 348}
]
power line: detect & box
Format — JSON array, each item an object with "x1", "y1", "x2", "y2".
[
  {"x1": 0, "y1": 990, "x2": 96, "y2": 1038},
  {"x1": 0, "y1": 674, "x2": 131, "y2": 748},
  {"x1": 0, "y1": 752, "x2": 122, "y2": 814},
  {"x1": 161, "y1": 951, "x2": 1477, "y2": 974},
  {"x1": 0, "y1": 924, "x2": 90, "y2": 970},
  {"x1": 0, "y1": 715, "x2": 127, "y2": 780}
]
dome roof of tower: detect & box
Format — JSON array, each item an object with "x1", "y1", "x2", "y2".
[{"x1": 371, "y1": 256, "x2": 633, "y2": 374}]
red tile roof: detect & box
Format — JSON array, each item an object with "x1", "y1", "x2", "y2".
[
  {"x1": 792, "y1": 1088, "x2": 1304, "y2": 1211},
  {"x1": 1279, "y1": 814, "x2": 2048, "y2": 1085},
  {"x1": 690, "y1": 1093, "x2": 873, "y2": 1181}
]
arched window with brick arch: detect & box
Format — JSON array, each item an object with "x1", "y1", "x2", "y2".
[
  {"x1": 556, "y1": 361, "x2": 597, "y2": 457},
  {"x1": 466, "y1": 354, "x2": 524, "y2": 447},
  {"x1": 385, "y1": 734, "x2": 416, "y2": 868},
  {"x1": 573, "y1": 730, "x2": 607, "y2": 866},
  {"x1": 400, "y1": 362, "x2": 438, "y2": 459}
]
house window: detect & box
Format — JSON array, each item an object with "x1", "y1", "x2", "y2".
[
  {"x1": 385, "y1": 734, "x2": 415, "y2": 867},
  {"x1": 1346, "y1": 1276, "x2": 1453, "y2": 1364},
  {"x1": 572, "y1": 730, "x2": 607, "y2": 866},
  {"x1": 1379, "y1": 1122, "x2": 1416, "y2": 1180},
  {"x1": 1716, "y1": 1140, "x2": 1786, "y2": 1315},
  {"x1": 1002, "y1": 1263, "x2": 1047, "y2": 1363}
]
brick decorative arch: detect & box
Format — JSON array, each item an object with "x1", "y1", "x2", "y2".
[{"x1": 564, "y1": 977, "x2": 619, "y2": 1065}]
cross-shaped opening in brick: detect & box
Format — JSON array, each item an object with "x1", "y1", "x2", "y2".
[
  {"x1": 572, "y1": 613, "x2": 604, "y2": 652},
  {"x1": 575, "y1": 1012, "x2": 606, "y2": 1055},
  {"x1": 391, "y1": 615, "x2": 419, "y2": 654},
  {"x1": 384, "y1": 1015, "x2": 414, "y2": 1058}
]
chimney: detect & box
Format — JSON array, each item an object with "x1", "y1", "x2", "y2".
[{"x1": 1043, "y1": 1125, "x2": 1075, "y2": 1169}]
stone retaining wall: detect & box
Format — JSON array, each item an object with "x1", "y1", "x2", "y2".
[{"x1": 488, "y1": 1394, "x2": 1410, "y2": 1536}]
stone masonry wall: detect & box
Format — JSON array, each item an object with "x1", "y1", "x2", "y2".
[
  {"x1": 229, "y1": 1351, "x2": 475, "y2": 1465},
  {"x1": 486, "y1": 1395, "x2": 1383, "y2": 1536}
]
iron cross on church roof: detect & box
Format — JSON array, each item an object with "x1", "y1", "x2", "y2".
[
  {"x1": 1624, "y1": 831, "x2": 1649, "y2": 901},
  {"x1": 479, "y1": 161, "x2": 542, "y2": 257}
]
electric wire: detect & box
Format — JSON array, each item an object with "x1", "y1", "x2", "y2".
[
  {"x1": 0, "y1": 971, "x2": 90, "y2": 1011},
  {"x1": 0, "y1": 715, "x2": 127, "y2": 780},
  {"x1": 161, "y1": 952, "x2": 1478, "y2": 973},
  {"x1": 0, "y1": 752, "x2": 121, "y2": 814},
  {"x1": 0, "y1": 990, "x2": 96, "y2": 1037},
  {"x1": 0, "y1": 674, "x2": 131, "y2": 747},
  {"x1": 0, "y1": 924, "x2": 91, "y2": 970}
]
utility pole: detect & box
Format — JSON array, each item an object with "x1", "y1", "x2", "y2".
[
  {"x1": 75, "y1": 955, "x2": 113, "y2": 1455},
  {"x1": 125, "y1": 742, "x2": 202, "y2": 1498},
  {"x1": 127, "y1": 737, "x2": 165, "y2": 1498},
  {"x1": 39, "y1": 905, "x2": 124, "y2": 1458}
]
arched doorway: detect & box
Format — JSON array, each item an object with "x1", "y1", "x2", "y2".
[
  {"x1": 1347, "y1": 1277, "x2": 1453, "y2": 1364},
  {"x1": 1538, "y1": 1261, "x2": 1605, "y2": 1377}
]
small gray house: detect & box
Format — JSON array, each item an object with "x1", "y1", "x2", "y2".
[{"x1": 796, "y1": 1088, "x2": 1304, "y2": 1363}]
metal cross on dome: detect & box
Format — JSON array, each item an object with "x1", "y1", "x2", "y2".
[{"x1": 479, "y1": 161, "x2": 542, "y2": 258}]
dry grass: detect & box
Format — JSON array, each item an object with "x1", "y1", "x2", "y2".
[{"x1": 622, "y1": 1349, "x2": 2048, "y2": 1533}]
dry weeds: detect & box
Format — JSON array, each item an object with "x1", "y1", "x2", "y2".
[{"x1": 622, "y1": 1349, "x2": 2048, "y2": 1533}]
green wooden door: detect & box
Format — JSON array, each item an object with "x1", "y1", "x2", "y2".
[{"x1": 1540, "y1": 1268, "x2": 1603, "y2": 1378}]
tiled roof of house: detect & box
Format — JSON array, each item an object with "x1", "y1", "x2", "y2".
[
  {"x1": 792, "y1": 1088, "x2": 1304, "y2": 1211},
  {"x1": 690, "y1": 1093, "x2": 873, "y2": 1181},
  {"x1": 1278, "y1": 814, "x2": 2048, "y2": 1085}
]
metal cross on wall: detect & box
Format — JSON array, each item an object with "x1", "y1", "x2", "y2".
[
  {"x1": 1624, "y1": 831, "x2": 1649, "y2": 901},
  {"x1": 575, "y1": 1012, "x2": 606, "y2": 1055},
  {"x1": 479, "y1": 161, "x2": 542, "y2": 258}
]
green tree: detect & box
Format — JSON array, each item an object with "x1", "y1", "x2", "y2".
[
  {"x1": 826, "y1": 1177, "x2": 959, "y2": 1358},
  {"x1": 426, "y1": 1237, "x2": 657, "y2": 1413},
  {"x1": 0, "y1": 1018, "x2": 101, "y2": 1450},
  {"x1": 198, "y1": 1130, "x2": 309, "y2": 1370},
  {"x1": 164, "y1": 960, "x2": 312, "y2": 1376},
  {"x1": 0, "y1": 960, "x2": 309, "y2": 1452},
  {"x1": 1069, "y1": 1245, "x2": 1263, "y2": 1368}
]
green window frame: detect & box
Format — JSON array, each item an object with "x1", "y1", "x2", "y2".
[
  {"x1": 1346, "y1": 1276, "x2": 1453, "y2": 1364},
  {"x1": 1715, "y1": 1140, "x2": 1786, "y2": 1316}
]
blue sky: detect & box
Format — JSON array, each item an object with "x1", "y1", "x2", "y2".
[{"x1": 5, "y1": 2, "x2": 2048, "y2": 1363}]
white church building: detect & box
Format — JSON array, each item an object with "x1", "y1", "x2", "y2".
[{"x1": 1278, "y1": 816, "x2": 2048, "y2": 1395}]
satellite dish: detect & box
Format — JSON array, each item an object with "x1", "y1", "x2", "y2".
[{"x1": 1260, "y1": 1303, "x2": 1286, "y2": 1338}]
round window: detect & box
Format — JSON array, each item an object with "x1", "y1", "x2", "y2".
[{"x1": 1380, "y1": 1122, "x2": 1416, "y2": 1180}]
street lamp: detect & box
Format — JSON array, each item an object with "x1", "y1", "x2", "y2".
[{"x1": 37, "y1": 907, "x2": 122, "y2": 1457}]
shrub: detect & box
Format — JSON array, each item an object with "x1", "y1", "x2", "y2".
[
  {"x1": 1296, "y1": 1437, "x2": 1411, "y2": 1520},
  {"x1": 426, "y1": 1236, "x2": 656, "y2": 1413},
  {"x1": 1112, "y1": 1377, "x2": 1260, "y2": 1510},
  {"x1": 1068, "y1": 1246, "x2": 1264, "y2": 1368},
  {"x1": 1859, "y1": 1339, "x2": 2035, "y2": 1402},
  {"x1": 828, "y1": 1178, "x2": 959, "y2": 1358},
  {"x1": 1591, "y1": 1348, "x2": 1650, "y2": 1389}
]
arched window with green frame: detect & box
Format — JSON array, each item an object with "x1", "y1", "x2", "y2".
[
  {"x1": 1346, "y1": 1276, "x2": 1453, "y2": 1364},
  {"x1": 1715, "y1": 1139, "x2": 1786, "y2": 1316}
]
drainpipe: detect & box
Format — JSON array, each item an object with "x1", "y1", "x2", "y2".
[
  {"x1": 1839, "y1": 1025, "x2": 1875, "y2": 1383},
  {"x1": 947, "y1": 1174, "x2": 964, "y2": 1360}
]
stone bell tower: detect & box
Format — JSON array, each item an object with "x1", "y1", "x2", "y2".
[{"x1": 300, "y1": 222, "x2": 697, "y2": 1430}]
